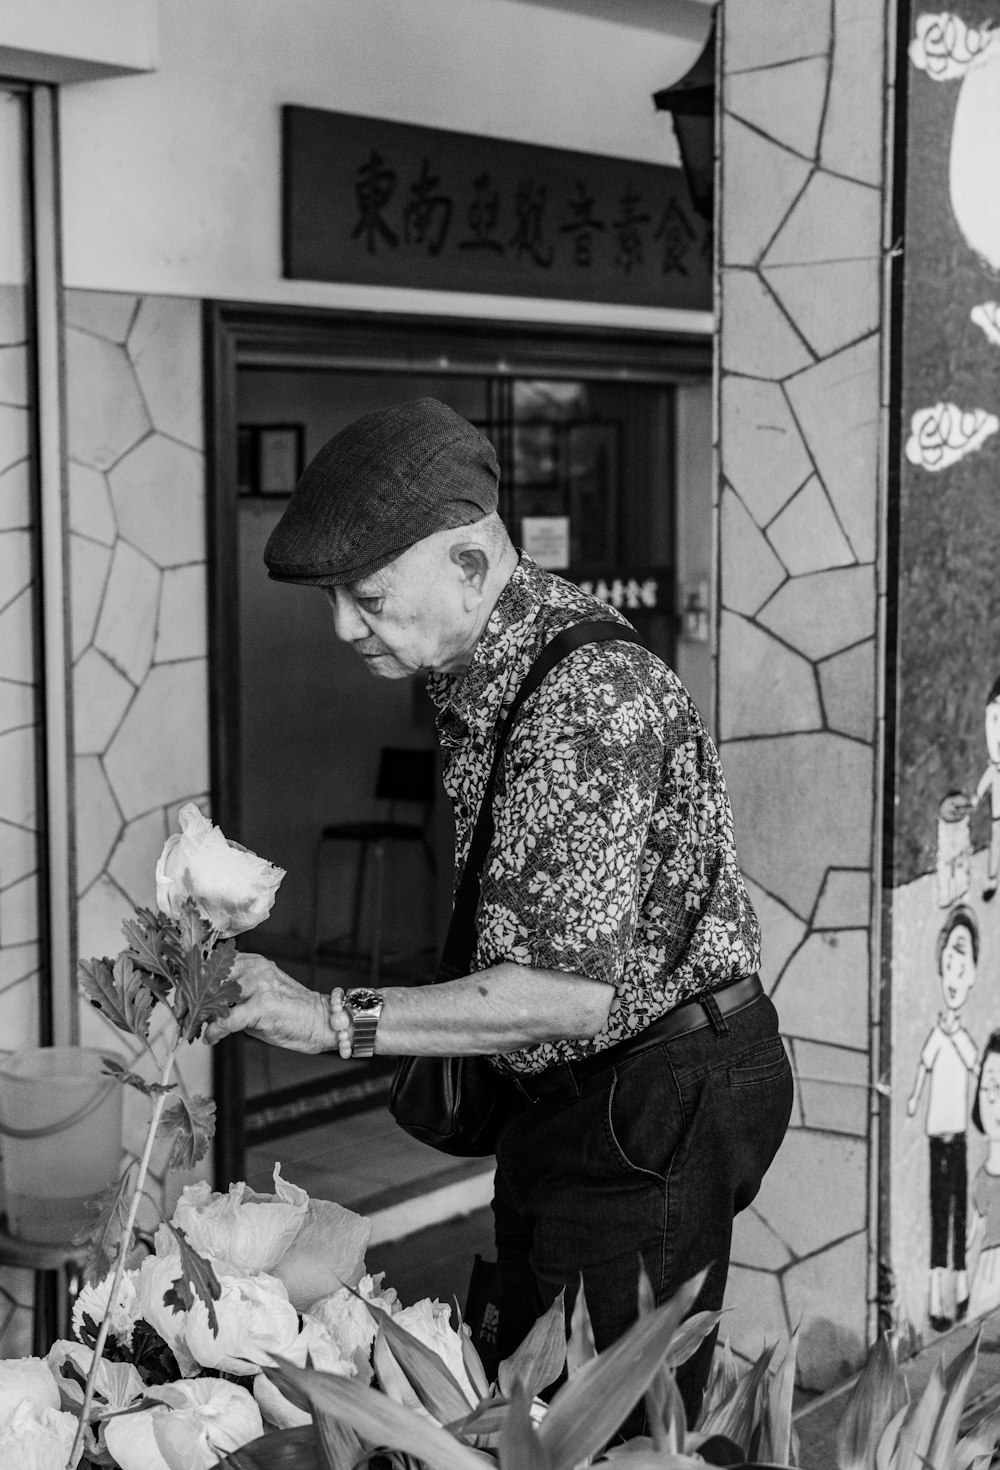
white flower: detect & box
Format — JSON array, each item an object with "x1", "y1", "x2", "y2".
[
  {"x1": 71, "y1": 1268, "x2": 141, "y2": 1346},
  {"x1": 310, "y1": 1272, "x2": 398, "y2": 1384},
  {"x1": 374, "y1": 1298, "x2": 478, "y2": 1417},
  {"x1": 46, "y1": 1341, "x2": 145, "y2": 1421},
  {"x1": 0, "y1": 1358, "x2": 59, "y2": 1424},
  {"x1": 0, "y1": 1399, "x2": 77, "y2": 1470},
  {"x1": 253, "y1": 1314, "x2": 355, "y2": 1429},
  {"x1": 155, "y1": 803, "x2": 284, "y2": 937},
  {"x1": 271, "y1": 1194, "x2": 372, "y2": 1311},
  {"x1": 138, "y1": 1246, "x2": 301, "y2": 1377},
  {"x1": 104, "y1": 1377, "x2": 263, "y2": 1470},
  {"x1": 171, "y1": 1165, "x2": 308, "y2": 1275}
]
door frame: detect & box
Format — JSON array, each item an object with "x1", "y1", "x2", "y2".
[{"x1": 204, "y1": 300, "x2": 712, "y2": 1186}]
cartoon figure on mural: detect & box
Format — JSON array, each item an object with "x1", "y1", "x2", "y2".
[
  {"x1": 967, "y1": 1029, "x2": 1000, "y2": 1315},
  {"x1": 973, "y1": 675, "x2": 1000, "y2": 901},
  {"x1": 907, "y1": 905, "x2": 980, "y2": 1329},
  {"x1": 906, "y1": 13, "x2": 1000, "y2": 473}
]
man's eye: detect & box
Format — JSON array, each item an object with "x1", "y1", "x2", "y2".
[{"x1": 357, "y1": 597, "x2": 383, "y2": 614}]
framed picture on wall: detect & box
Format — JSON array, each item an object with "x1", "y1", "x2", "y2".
[
  {"x1": 258, "y1": 423, "x2": 304, "y2": 495},
  {"x1": 237, "y1": 423, "x2": 305, "y2": 496}
]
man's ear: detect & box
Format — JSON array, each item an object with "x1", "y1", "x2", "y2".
[{"x1": 451, "y1": 542, "x2": 489, "y2": 605}]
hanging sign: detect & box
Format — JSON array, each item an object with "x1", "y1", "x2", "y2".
[{"x1": 282, "y1": 107, "x2": 711, "y2": 311}]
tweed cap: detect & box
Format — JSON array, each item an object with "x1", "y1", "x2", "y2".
[{"x1": 264, "y1": 398, "x2": 500, "y2": 585}]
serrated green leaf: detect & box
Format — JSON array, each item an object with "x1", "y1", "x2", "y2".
[
  {"x1": 163, "y1": 1223, "x2": 222, "y2": 1335},
  {"x1": 263, "y1": 1360, "x2": 493, "y2": 1470},
  {"x1": 101, "y1": 1055, "x2": 176, "y2": 1097},
  {"x1": 173, "y1": 937, "x2": 241, "y2": 1041},
  {"x1": 122, "y1": 909, "x2": 176, "y2": 993},
  {"x1": 158, "y1": 1092, "x2": 216, "y2": 1170},
  {"x1": 176, "y1": 897, "x2": 212, "y2": 951},
  {"x1": 498, "y1": 1289, "x2": 566, "y2": 1400},
  {"x1": 74, "y1": 1164, "x2": 135, "y2": 1282},
  {"x1": 538, "y1": 1268, "x2": 707, "y2": 1467},
  {"x1": 498, "y1": 1377, "x2": 551, "y2": 1470}
]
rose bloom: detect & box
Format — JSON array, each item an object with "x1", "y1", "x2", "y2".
[
  {"x1": 271, "y1": 1195, "x2": 371, "y2": 1311},
  {"x1": 0, "y1": 1357, "x2": 59, "y2": 1423},
  {"x1": 171, "y1": 1165, "x2": 308, "y2": 1276},
  {"x1": 155, "y1": 803, "x2": 284, "y2": 937},
  {"x1": 138, "y1": 1245, "x2": 301, "y2": 1378},
  {"x1": 310, "y1": 1272, "x2": 399, "y2": 1384},
  {"x1": 103, "y1": 1378, "x2": 263, "y2": 1470},
  {"x1": 0, "y1": 1399, "x2": 77, "y2": 1470}
]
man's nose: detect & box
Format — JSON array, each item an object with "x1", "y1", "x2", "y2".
[{"x1": 327, "y1": 589, "x2": 367, "y2": 642}]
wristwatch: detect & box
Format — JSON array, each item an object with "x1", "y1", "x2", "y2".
[{"x1": 342, "y1": 987, "x2": 384, "y2": 1058}]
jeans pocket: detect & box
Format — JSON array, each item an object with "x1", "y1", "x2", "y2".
[
  {"x1": 727, "y1": 1037, "x2": 791, "y2": 1091},
  {"x1": 603, "y1": 1051, "x2": 682, "y2": 1181}
]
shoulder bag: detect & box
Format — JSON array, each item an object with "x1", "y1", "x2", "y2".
[{"x1": 387, "y1": 617, "x2": 643, "y2": 1156}]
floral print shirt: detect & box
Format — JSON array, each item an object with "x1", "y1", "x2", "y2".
[{"x1": 426, "y1": 554, "x2": 760, "y2": 1075}]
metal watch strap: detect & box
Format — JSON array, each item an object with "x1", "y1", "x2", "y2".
[{"x1": 342, "y1": 987, "x2": 383, "y2": 1058}]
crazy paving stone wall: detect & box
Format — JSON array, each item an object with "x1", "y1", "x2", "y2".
[
  {"x1": 0, "y1": 283, "x2": 44, "y2": 1353},
  {"x1": 65, "y1": 287, "x2": 213, "y2": 1206},
  {"x1": 715, "y1": 0, "x2": 889, "y2": 1389}
]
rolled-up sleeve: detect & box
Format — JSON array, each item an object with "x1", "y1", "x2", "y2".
[{"x1": 473, "y1": 642, "x2": 665, "y2": 987}]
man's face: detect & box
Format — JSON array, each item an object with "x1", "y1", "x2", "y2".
[
  {"x1": 986, "y1": 699, "x2": 1000, "y2": 765},
  {"x1": 325, "y1": 538, "x2": 477, "y2": 679},
  {"x1": 940, "y1": 923, "x2": 976, "y2": 1011}
]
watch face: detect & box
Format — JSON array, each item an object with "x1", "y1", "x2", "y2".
[{"x1": 346, "y1": 988, "x2": 382, "y2": 1011}]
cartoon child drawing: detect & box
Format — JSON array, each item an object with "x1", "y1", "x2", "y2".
[
  {"x1": 907, "y1": 905, "x2": 980, "y2": 1329},
  {"x1": 967, "y1": 1029, "x2": 1000, "y2": 1318},
  {"x1": 973, "y1": 675, "x2": 1000, "y2": 901}
]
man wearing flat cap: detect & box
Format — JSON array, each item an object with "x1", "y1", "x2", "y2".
[{"x1": 206, "y1": 397, "x2": 792, "y2": 1429}]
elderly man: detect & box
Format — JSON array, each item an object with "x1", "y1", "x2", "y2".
[{"x1": 206, "y1": 397, "x2": 792, "y2": 1427}]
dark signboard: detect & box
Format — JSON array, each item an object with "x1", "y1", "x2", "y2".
[{"x1": 282, "y1": 107, "x2": 711, "y2": 311}]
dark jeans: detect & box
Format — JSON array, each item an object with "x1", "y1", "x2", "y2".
[
  {"x1": 929, "y1": 1133, "x2": 967, "y2": 1271},
  {"x1": 492, "y1": 992, "x2": 793, "y2": 1436}
]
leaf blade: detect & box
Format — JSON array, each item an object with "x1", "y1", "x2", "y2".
[{"x1": 497, "y1": 1289, "x2": 566, "y2": 1400}]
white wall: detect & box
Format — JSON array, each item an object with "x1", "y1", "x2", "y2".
[{"x1": 57, "y1": 0, "x2": 709, "y2": 331}]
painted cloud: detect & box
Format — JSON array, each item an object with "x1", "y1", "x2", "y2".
[
  {"x1": 951, "y1": 41, "x2": 1000, "y2": 269},
  {"x1": 905, "y1": 402, "x2": 999, "y2": 471},
  {"x1": 909, "y1": 13, "x2": 997, "y2": 79},
  {"x1": 971, "y1": 302, "x2": 1000, "y2": 347}
]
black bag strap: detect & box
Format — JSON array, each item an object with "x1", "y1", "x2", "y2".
[{"x1": 436, "y1": 618, "x2": 644, "y2": 981}]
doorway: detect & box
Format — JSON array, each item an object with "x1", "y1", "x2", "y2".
[{"x1": 206, "y1": 305, "x2": 712, "y2": 1192}]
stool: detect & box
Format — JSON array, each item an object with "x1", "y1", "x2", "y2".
[
  {"x1": 0, "y1": 1221, "x2": 84, "y2": 1354},
  {"x1": 311, "y1": 747, "x2": 437, "y2": 988}
]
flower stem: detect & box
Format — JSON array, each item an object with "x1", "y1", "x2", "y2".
[{"x1": 67, "y1": 1048, "x2": 177, "y2": 1469}]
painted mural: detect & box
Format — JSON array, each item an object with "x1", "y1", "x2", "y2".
[{"x1": 892, "y1": 8, "x2": 1000, "y2": 1342}]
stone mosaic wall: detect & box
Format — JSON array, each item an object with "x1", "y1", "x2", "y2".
[
  {"x1": 0, "y1": 281, "x2": 43, "y2": 1354},
  {"x1": 0, "y1": 290, "x2": 214, "y2": 1356},
  {"x1": 715, "y1": 0, "x2": 888, "y2": 1389}
]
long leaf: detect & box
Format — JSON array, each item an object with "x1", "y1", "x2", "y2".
[
  {"x1": 758, "y1": 1326, "x2": 799, "y2": 1468},
  {"x1": 836, "y1": 1334, "x2": 909, "y2": 1470},
  {"x1": 265, "y1": 1360, "x2": 493, "y2": 1470},
  {"x1": 894, "y1": 1363, "x2": 945, "y2": 1470},
  {"x1": 446, "y1": 1396, "x2": 512, "y2": 1439},
  {"x1": 697, "y1": 1342, "x2": 779, "y2": 1451},
  {"x1": 497, "y1": 1377, "x2": 551, "y2": 1470},
  {"x1": 537, "y1": 1269, "x2": 707, "y2": 1468},
  {"x1": 566, "y1": 1276, "x2": 596, "y2": 1377},
  {"x1": 498, "y1": 1289, "x2": 566, "y2": 1400},
  {"x1": 952, "y1": 1402, "x2": 1000, "y2": 1470},
  {"x1": 663, "y1": 1310, "x2": 724, "y2": 1371},
  {"x1": 875, "y1": 1402, "x2": 910, "y2": 1470},
  {"x1": 372, "y1": 1311, "x2": 476, "y2": 1424},
  {"x1": 700, "y1": 1338, "x2": 741, "y2": 1424},
  {"x1": 313, "y1": 1406, "x2": 363, "y2": 1470},
  {"x1": 926, "y1": 1329, "x2": 980, "y2": 1470},
  {"x1": 215, "y1": 1424, "x2": 323, "y2": 1469}
]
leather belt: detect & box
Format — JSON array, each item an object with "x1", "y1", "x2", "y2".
[{"x1": 511, "y1": 972, "x2": 764, "y2": 1104}]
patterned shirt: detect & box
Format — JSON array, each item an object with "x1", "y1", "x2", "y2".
[{"x1": 426, "y1": 553, "x2": 760, "y2": 1075}]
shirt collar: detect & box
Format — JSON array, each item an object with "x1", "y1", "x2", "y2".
[{"x1": 427, "y1": 552, "x2": 547, "y2": 738}]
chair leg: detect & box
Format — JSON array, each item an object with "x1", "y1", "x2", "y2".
[{"x1": 369, "y1": 841, "x2": 386, "y2": 987}]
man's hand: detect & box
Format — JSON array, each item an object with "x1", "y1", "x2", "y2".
[{"x1": 203, "y1": 953, "x2": 332, "y2": 1052}]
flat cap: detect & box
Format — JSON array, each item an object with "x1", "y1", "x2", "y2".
[{"x1": 264, "y1": 397, "x2": 500, "y2": 585}]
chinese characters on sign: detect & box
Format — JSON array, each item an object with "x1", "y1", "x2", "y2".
[{"x1": 283, "y1": 108, "x2": 711, "y2": 311}]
